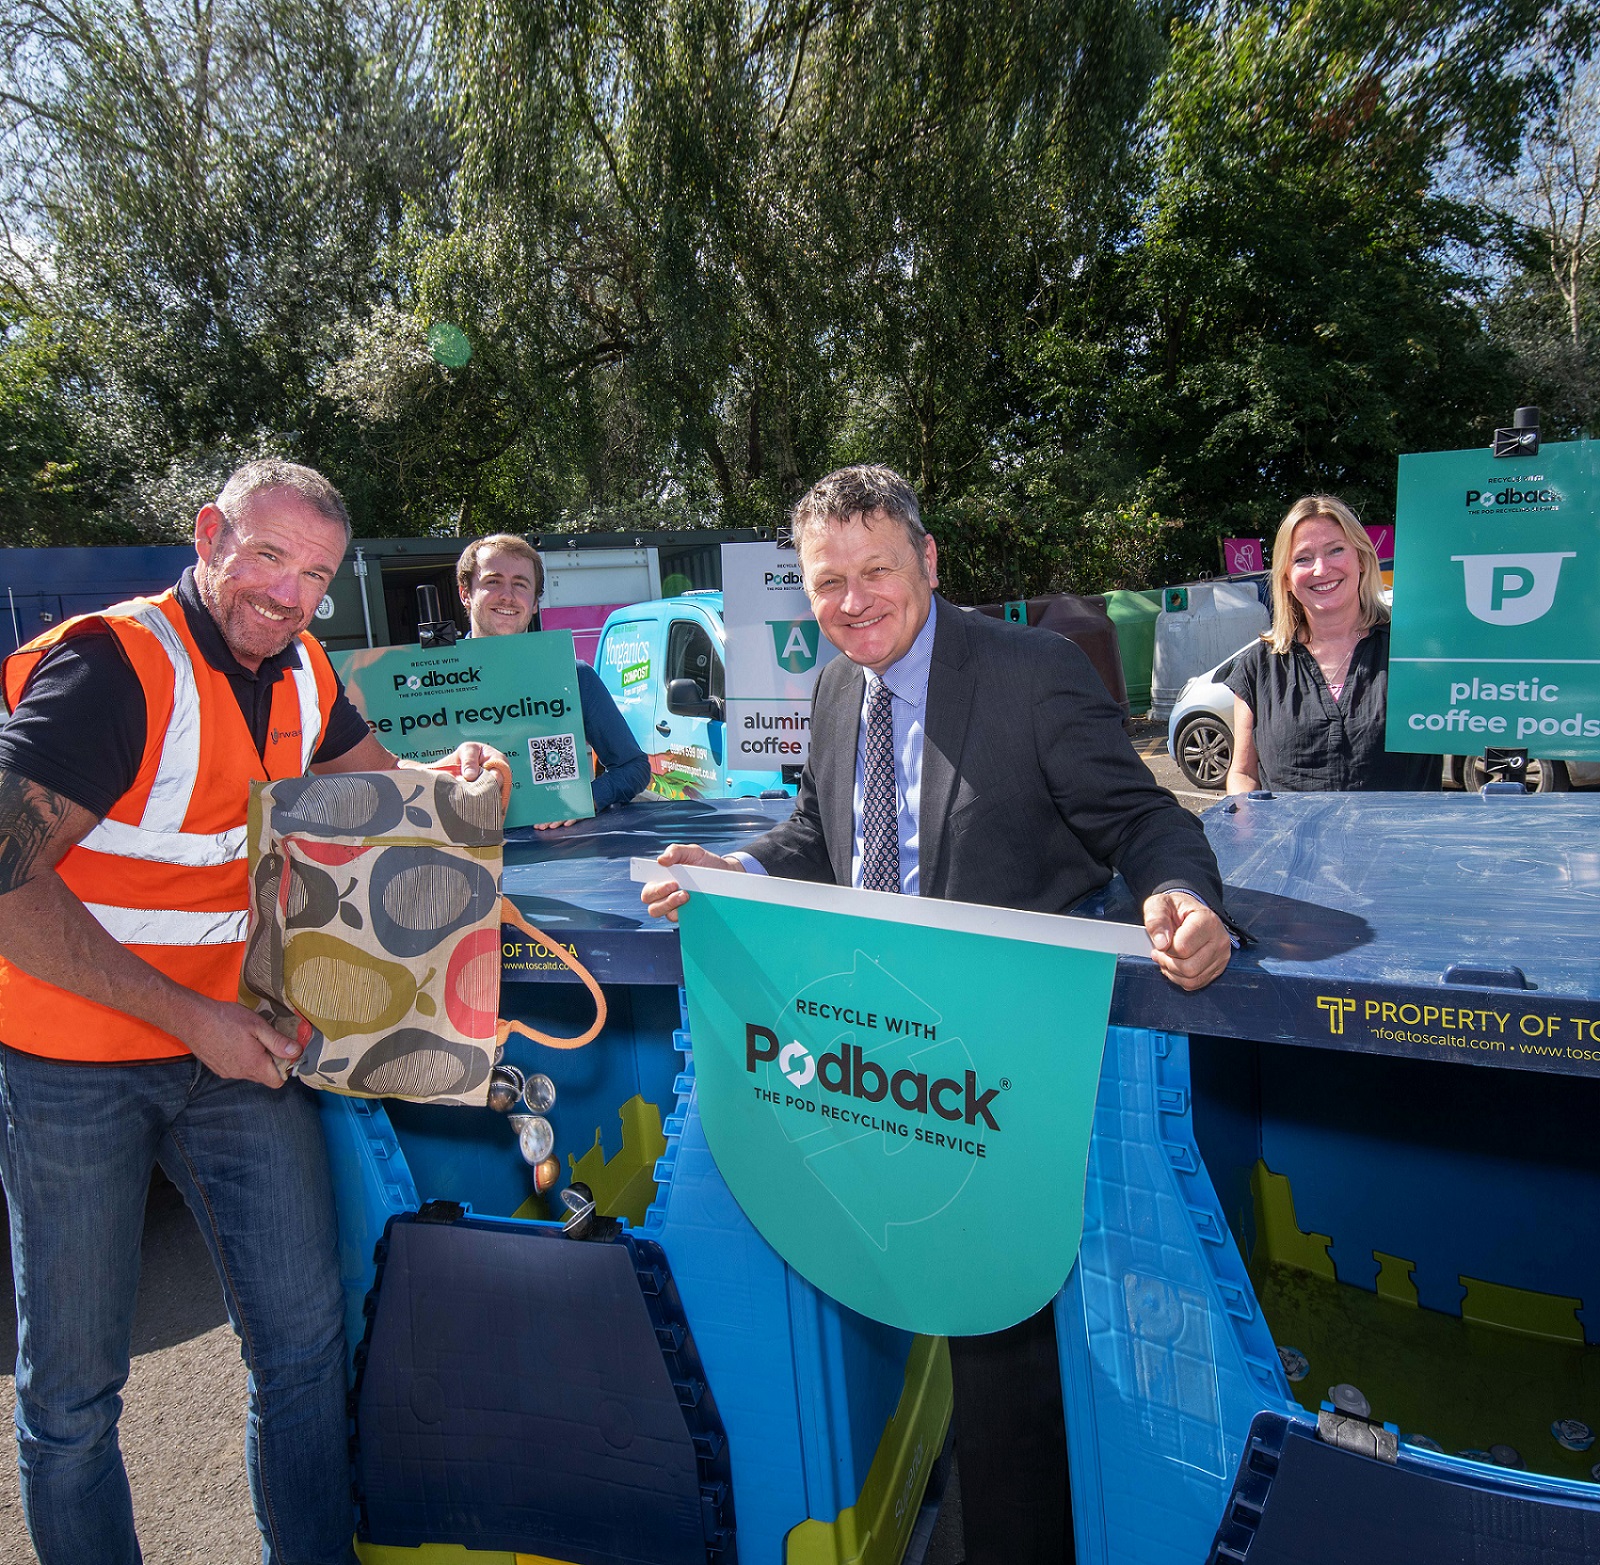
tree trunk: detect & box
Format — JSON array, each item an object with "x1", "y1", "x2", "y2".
[{"x1": 747, "y1": 380, "x2": 762, "y2": 480}]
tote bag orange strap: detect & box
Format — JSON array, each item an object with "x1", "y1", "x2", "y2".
[{"x1": 496, "y1": 897, "x2": 608, "y2": 1051}]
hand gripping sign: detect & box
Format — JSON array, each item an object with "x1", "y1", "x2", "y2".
[{"x1": 638, "y1": 862, "x2": 1145, "y2": 1335}]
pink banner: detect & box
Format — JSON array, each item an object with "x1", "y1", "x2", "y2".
[
  {"x1": 539, "y1": 603, "x2": 620, "y2": 666},
  {"x1": 1363, "y1": 524, "x2": 1394, "y2": 563},
  {"x1": 1223, "y1": 537, "x2": 1264, "y2": 576}
]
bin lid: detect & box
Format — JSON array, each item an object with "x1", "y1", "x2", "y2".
[
  {"x1": 970, "y1": 594, "x2": 1129, "y2": 716},
  {"x1": 1103, "y1": 589, "x2": 1163, "y2": 622},
  {"x1": 503, "y1": 793, "x2": 1600, "y2": 1081},
  {"x1": 502, "y1": 797, "x2": 792, "y2": 987},
  {"x1": 1208, "y1": 1409, "x2": 1600, "y2": 1565},
  {"x1": 1093, "y1": 792, "x2": 1600, "y2": 1074}
]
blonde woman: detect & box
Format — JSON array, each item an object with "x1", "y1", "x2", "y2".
[{"x1": 1225, "y1": 496, "x2": 1441, "y2": 793}]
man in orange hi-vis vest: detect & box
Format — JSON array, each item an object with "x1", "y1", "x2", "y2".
[{"x1": 0, "y1": 460, "x2": 501, "y2": 1565}]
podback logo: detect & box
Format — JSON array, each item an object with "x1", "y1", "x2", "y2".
[
  {"x1": 746, "y1": 1023, "x2": 1001, "y2": 1130},
  {"x1": 1465, "y1": 487, "x2": 1558, "y2": 508},
  {"x1": 393, "y1": 666, "x2": 482, "y2": 691}
]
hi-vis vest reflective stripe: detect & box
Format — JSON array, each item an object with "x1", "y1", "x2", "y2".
[
  {"x1": 74, "y1": 600, "x2": 321, "y2": 942},
  {"x1": 0, "y1": 591, "x2": 339, "y2": 1062}
]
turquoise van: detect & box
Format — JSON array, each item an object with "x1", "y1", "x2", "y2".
[{"x1": 594, "y1": 591, "x2": 789, "y2": 799}]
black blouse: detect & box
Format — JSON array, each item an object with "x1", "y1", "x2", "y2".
[{"x1": 1223, "y1": 621, "x2": 1441, "y2": 793}]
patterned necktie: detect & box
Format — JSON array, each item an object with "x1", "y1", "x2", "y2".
[{"x1": 861, "y1": 676, "x2": 901, "y2": 893}]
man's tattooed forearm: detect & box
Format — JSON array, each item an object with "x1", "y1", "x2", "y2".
[{"x1": 0, "y1": 771, "x2": 75, "y2": 893}]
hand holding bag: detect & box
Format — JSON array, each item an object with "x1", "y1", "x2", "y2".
[{"x1": 242, "y1": 766, "x2": 605, "y2": 1105}]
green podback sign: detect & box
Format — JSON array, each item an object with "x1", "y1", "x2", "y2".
[
  {"x1": 675, "y1": 871, "x2": 1122, "y2": 1335},
  {"x1": 1387, "y1": 439, "x2": 1600, "y2": 760},
  {"x1": 331, "y1": 632, "x2": 593, "y2": 828}
]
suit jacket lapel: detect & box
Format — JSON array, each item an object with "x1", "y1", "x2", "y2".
[
  {"x1": 819, "y1": 658, "x2": 863, "y2": 886},
  {"x1": 918, "y1": 597, "x2": 974, "y2": 895}
]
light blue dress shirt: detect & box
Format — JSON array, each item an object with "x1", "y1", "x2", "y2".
[{"x1": 847, "y1": 606, "x2": 935, "y2": 894}]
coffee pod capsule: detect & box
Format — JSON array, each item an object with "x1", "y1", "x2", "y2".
[
  {"x1": 486, "y1": 1063, "x2": 526, "y2": 1114},
  {"x1": 561, "y1": 1181, "x2": 596, "y2": 1238},
  {"x1": 1553, "y1": 1419, "x2": 1594, "y2": 1453},
  {"x1": 522, "y1": 1072, "x2": 557, "y2": 1113},
  {"x1": 1278, "y1": 1346, "x2": 1309, "y2": 1382},
  {"x1": 533, "y1": 1154, "x2": 561, "y2": 1194},
  {"x1": 517, "y1": 1115, "x2": 555, "y2": 1165},
  {"x1": 1405, "y1": 1435, "x2": 1443, "y2": 1453},
  {"x1": 1329, "y1": 1384, "x2": 1370, "y2": 1419},
  {"x1": 1488, "y1": 1444, "x2": 1524, "y2": 1469}
]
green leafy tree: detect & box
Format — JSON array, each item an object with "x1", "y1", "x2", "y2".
[
  {"x1": 4, "y1": 0, "x2": 1587, "y2": 581},
  {"x1": 0, "y1": 306, "x2": 132, "y2": 543},
  {"x1": 0, "y1": 0, "x2": 449, "y2": 537},
  {"x1": 1484, "y1": 57, "x2": 1600, "y2": 436},
  {"x1": 428, "y1": 0, "x2": 1161, "y2": 528},
  {"x1": 992, "y1": 0, "x2": 1566, "y2": 582}
]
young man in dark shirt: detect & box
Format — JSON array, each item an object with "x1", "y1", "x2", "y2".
[{"x1": 456, "y1": 533, "x2": 651, "y2": 821}]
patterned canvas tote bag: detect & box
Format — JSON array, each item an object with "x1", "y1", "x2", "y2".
[{"x1": 242, "y1": 768, "x2": 603, "y2": 1105}]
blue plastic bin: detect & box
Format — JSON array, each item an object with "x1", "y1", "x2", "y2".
[
  {"x1": 323, "y1": 800, "x2": 952, "y2": 1565},
  {"x1": 1060, "y1": 792, "x2": 1600, "y2": 1563}
]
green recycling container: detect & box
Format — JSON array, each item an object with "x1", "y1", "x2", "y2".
[{"x1": 1102, "y1": 589, "x2": 1162, "y2": 716}]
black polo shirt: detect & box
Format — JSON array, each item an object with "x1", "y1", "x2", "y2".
[{"x1": 0, "y1": 568, "x2": 370, "y2": 818}]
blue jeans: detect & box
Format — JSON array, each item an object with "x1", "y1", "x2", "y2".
[{"x1": 0, "y1": 1047, "x2": 357, "y2": 1565}]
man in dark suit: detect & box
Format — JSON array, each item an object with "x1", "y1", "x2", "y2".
[{"x1": 643, "y1": 463, "x2": 1231, "y2": 1564}]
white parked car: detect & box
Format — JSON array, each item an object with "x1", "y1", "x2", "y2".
[
  {"x1": 1166, "y1": 650, "x2": 1244, "y2": 791},
  {"x1": 1165, "y1": 641, "x2": 1600, "y2": 793}
]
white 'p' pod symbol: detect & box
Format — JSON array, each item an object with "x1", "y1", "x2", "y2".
[{"x1": 1452, "y1": 552, "x2": 1575, "y2": 626}]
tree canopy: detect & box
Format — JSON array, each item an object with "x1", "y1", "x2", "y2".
[
  {"x1": 0, "y1": 0, "x2": 446, "y2": 539},
  {"x1": 0, "y1": 0, "x2": 1593, "y2": 593}
]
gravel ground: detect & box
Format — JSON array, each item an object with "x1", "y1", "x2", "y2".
[
  {"x1": 0, "y1": 732, "x2": 1203, "y2": 1565},
  {"x1": 0, "y1": 1173, "x2": 256, "y2": 1565}
]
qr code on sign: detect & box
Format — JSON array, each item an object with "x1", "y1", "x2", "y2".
[{"x1": 528, "y1": 733, "x2": 579, "y2": 783}]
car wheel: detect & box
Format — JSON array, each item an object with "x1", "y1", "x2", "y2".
[
  {"x1": 1460, "y1": 754, "x2": 1570, "y2": 793},
  {"x1": 1173, "y1": 713, "x2": 1233, "y2": 790}
]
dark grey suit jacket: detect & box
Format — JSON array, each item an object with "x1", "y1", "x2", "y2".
[{"x1": 746, "y1": 596, "x2": 1226, "y2": 916}]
